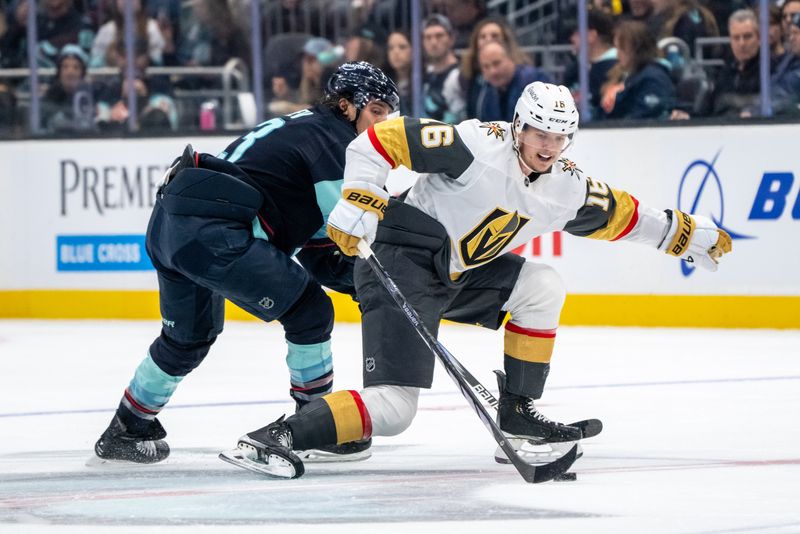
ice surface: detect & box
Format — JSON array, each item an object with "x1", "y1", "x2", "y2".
[{"x1": 1, "y1": 320, "x2": 798, "y2": 533}]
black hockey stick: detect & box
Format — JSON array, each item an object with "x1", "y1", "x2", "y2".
[{"x1": 356, "y1": 241, "x2": 577, "y2": 483}]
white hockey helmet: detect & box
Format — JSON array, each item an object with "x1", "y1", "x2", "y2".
[{"x1": 512, "y1": 81, "x2": 579, "y2": 151}]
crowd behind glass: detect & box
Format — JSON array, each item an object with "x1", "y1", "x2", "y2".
[{"x1": 0, "y1": 0, "x2": 798, "y2": 137}]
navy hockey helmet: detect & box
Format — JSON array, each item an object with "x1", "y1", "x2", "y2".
[{"x1": 325, "y1": 61, "x2": 399, "y2": 112}]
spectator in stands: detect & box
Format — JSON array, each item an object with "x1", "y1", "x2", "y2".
[
  {"x1": 0, "y1": 80, "x2": 17, "y2": 135},
  {"x1": 474, "y1": 40, "x2": 553, "y2": 122},
  {"x1": 95, "y1": 39, "x2": 177, "y2": 132},
  {"x1": 0, "y1": 0, "x2": 28, "y2": 68},
  {"x1": 299, "y1": 37, "x2": 338, "y2": 105},
  {"x1": 344, "y1": 23, "x2": 386, "y2": 71},
  {"x1": 41, "y1": 44, "x2": 95, "y2": 132},
  {"x1": 650, "y1": 0, "x2": 719, "y2": 51},
  {"x1": 627, "y1": 0, "x2": 654, "y2": 23},
  {"x1": 782, "y1": 0, "x2": 800, "y2": 44},
  {"x1": 703, "y1": 0, "x2": 748, "y2": 36},
  {"x1": 263, "y1": 0, "x2": 321, "y2": 43},
  {"x1": 0, "y1": 0, "x2": 93, "y2": 68},
  {"x1": 769, "y1": 13, "x2": 800, "y2": 115},
  {"x1": 179, "y1": 0, "x2": 250, "y2": 68},
  {"x1": 708, "y1": 9, "x2": 762, "y2": 117},
  {"x1": 267, "y1": 36, "x2": 341, "y2": 116},
  {"x1": 147, "y1": 0, "x2": 181, "y2": 64},
  {"x1": 385, "y1": 30, "x2": 412, "y2": 115},
  {"x1": 461, "y1": 17, "x2": 532, "y2": 121},
  {"x1": 602, "y1": 20, "x2": 675, "y2": 119},
  {"x1": 441, "y1": 0, "x2": 487, "y2": 49},
  {"x1": 90, "y1": 0, "x2": 165, "y2": 68},
  {"x1": 769, "y1": 5, "x2": 786, "y2": 60},
  {"x1": 422, "y1": 14, "x2": 464, "y2": 123},
  {"x1": 564, "y1": 9, "x2": 618, "y2": 120},
  {"x1": 0, "y1": 3, "x2": 7, "y2": 37},
  {"x1": 267, "y1": 73, "x2": 301, "y2": 116}
]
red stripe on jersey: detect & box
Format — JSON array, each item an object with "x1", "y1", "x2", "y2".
[
  {"x1": 256, "y1": 212, "x2": 275, "y2": 237},
  {"x1": 367, "y1": 127, "x2": 396, "y2": 168},
  {"x1": 348, "y1": 390, "x2": 372, "y2": 439},
  {"x1": 611, "y1": 196, "x2": 640, "y2": 241},
  {"x1": 505, "y1": 322, "x2": 557, "y2": 338},
  {"x1": 124, "y1": 389, "x2": 159, "y2": 415},
  {"x1": 553, "y1": 232, "x2": 562, "y2": 256}
]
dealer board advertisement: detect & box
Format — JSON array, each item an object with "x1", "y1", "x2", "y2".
[{"x1": 0, "y1": 123, "x2": 797, "y2": 324}]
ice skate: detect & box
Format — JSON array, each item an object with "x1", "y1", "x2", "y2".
[
  {"x1": 219, "y1": 416, "x2": 304, "y2": 479},
  {"x1": 495, "y1": 370, "x2": 582, "y2": 443},
  {"x1": 493, "y1": 370, "x2": 583, "y2": 465},
  {"x1": 93, "y1": 415, "x2": 170, "y2": 464}
]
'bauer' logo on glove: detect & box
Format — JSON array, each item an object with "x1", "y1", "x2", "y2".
[
  {"x1": 665, "y1": 210, "x2": 696, "y2": 257},
  {"x1": 326, "y1": 181, "x2": 389, "y2": 256},
  {"x1": 661, "y1": 209, "x2": 732, "y2": 271},
  {"x1": 343, "y1": 189, "x2": 388, "y2": 219}
]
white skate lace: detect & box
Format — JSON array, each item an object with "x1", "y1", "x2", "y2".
[
  {"x1": 274, "y1": 429, "x2": 293, "y2": 449},
  {"x1": 135, "y1": 440, "x2": 157, "y2": 458},
  {"x1": 524, "y1": 399, "x2": 560, "y2": 425}
]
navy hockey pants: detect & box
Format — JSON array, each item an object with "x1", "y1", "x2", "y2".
[{"x1": 144, "y1": 186, "x2": 333, "y2": 378}]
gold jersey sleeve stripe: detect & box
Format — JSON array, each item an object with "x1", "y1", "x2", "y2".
[
  {"x1": 587, "y1": 189, "x2": 638, "y2": 241},
  {"x1": 371, "y1": 117, "x2": 412, "y2": 169},
  {"x1": 323, "y1": 390, "x2": 369, "y2": 444}
]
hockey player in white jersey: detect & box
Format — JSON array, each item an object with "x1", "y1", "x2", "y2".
[{"x1": 221, "y1": 81, "x2": 732, "y2": 478}]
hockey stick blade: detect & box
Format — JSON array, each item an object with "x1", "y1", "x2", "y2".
[
  {"x1": 357, "y1": 241, "x2": 576, "y2": 483},
  {"x1": 573, "y1": 418, "x2": 603, "y2": 440}
]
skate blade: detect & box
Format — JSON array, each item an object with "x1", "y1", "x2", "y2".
[
  {"x1": 295, "y1": 448, "x2": 372, "y2": 463},
  {"x1": 494, "y1": 438, "x2": 583, "y2": 465},
  {"x1": 85, "y1": 455, "x2": 164, "y2": 469},
  {"x1": 218, "y1": 448, "x2": 297, "y2": 479}
]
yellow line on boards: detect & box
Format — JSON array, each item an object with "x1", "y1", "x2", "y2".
[{"x1": 0, "y1": 290, "x2": 797, "y2": 329}]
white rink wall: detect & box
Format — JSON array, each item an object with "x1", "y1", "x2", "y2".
[{"x1": 0, "y1": 123, "x2": 798, "y2": 326}]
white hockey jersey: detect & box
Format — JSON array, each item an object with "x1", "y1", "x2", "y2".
[{"x1": 344, "y1": 117, "x2": 672, "y2": 276}]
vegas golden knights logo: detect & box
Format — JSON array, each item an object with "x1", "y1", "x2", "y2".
[{"x1": 459, "y1": 208, "x2": 530, "y2": 267}]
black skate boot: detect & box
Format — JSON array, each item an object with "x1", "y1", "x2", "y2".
[
  {"x1": 219, "y1": 416, "x2": 304, "y2": 479},
  {"x1": 94, "y1": 414, "x2": 170, "y2": 464},
  {"x1": 495, "y1": 370, "x2": 581, "y2": 443}
]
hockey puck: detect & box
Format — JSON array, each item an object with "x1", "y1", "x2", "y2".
[{"x1": 554, "y1": 472, "x2": 577, "y2": 482}]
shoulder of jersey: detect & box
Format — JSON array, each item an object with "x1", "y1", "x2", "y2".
[
  {"x1": 456, "y1": 119, "x2": 512, "y2": 156},
  {"x1": 553, "y1": 157, "x2": 585, "y2": 180}
]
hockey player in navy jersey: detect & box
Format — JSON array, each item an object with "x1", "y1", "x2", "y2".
[
  {"x1": 94, "y1": 62, "x2": 399, "y2": 465},
  {"x1": 220, "y1": 81, "x2": 732, "y2": 479}
]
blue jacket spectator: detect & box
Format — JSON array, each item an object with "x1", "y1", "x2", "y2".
[
  {"x1": 770, "y1": 13, "x2": 800, "y2": 115},
  {"x1": 605, "y1": 19, "x2": 676, "y2": 120},
  {"x1": 474, "y1": 41, "x2": 552, "y2": 122},
  {"x1": 563, "y1": 9, "x2": 618, "y2": 121},
  {"x1": 607, "y1": 60, "x2": 676, "y2": 119},
  {"x1": 0, "y1": 0, "x2": 93, "y2": 68},
  {"x1": 42, "y1": 44, "x2": 95, "y2": 133}
]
